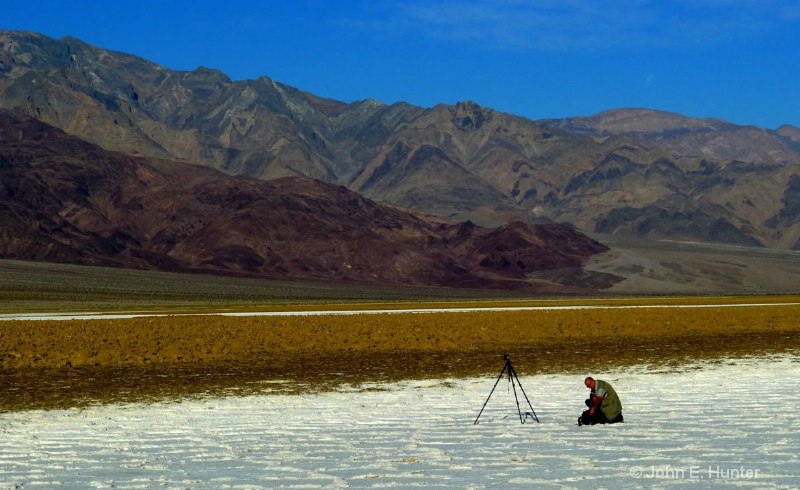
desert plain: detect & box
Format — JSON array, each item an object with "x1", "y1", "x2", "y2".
[
  {"x1": 1, "y1": 247, "x2": 799, "y2": 413},
  {"x1": 2, "y1": 297, "x2": 799, "y2": 412}
]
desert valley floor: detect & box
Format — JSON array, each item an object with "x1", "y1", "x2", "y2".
[
  {"x1": 1, "y1": 296, "x2": 799, "y2": 488},
  {"x1": 1, "y1": 355, "x2": 798, "y2": 488}
]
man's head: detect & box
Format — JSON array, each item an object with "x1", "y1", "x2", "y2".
[{"x1": 584, "y1": 377, "x2": 596, "y2": 389}]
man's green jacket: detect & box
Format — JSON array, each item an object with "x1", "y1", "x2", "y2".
[{"x1": 597, "y1": 379, "x2": 622, "y2": 420}]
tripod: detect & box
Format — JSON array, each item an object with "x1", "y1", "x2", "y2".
[{"x1": 474, "y1": 354, "x2": 539, "y2": 424}]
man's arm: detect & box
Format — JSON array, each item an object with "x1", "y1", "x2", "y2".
[{"x1": 589, "y1": 394, "x2": 603, "y2": 415}]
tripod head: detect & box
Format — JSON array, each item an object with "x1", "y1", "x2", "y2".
[{"x1": 502, "y1": 354, "x2": 515, "y2": 379}]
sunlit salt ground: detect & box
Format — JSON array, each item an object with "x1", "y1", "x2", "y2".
[{"x1": 2, "y1": 356, "x2": 799, "y2": 489}]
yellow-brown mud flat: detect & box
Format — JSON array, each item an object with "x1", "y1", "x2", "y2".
[{"x1": 2, "y1": 298, "x2": 799, "y2": 412}]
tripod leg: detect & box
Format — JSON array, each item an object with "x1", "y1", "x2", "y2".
[
  {"x1": 509, "y1": 363, "x2": 539, "y2": 423},
  {"x1": 509, "y1": 369, "x2": 524, "y2": 423},
  {"x1": 473, "y1": 362, "x2": 508, "y2": 424}
]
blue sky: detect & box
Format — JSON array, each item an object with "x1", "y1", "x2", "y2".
[{"x1": 4, "y1": 1, "x2": 799, "y2": 129}]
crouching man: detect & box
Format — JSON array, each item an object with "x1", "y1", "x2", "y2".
[{"x1": 578, "y1": 376, "x2": 624, "y2": 426}]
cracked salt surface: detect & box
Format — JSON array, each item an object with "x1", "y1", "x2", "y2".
[{"x1": 1, "y1": 356, "x2": 798, "y2": 488}]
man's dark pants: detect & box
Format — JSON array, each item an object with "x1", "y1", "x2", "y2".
[{"x1": 579, "y1": 398, "x2": 624, "y2": 425}]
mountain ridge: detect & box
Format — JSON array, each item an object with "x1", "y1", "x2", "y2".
[
  {"x1": 0, "y1": 109, "x2": 615, "y2": 291},
  {"x1": 2, "y1": 30, "x2": 799, "y2": 255}
]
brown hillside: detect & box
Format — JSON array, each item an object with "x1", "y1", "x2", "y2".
[{"x1": 0, "y1": 110, "x2": 613, "y2": 290}]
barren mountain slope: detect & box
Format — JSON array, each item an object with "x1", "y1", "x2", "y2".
[
  {"x1": 2, "y1": 31, "x2": 799, "y2": 250},
  {"x1": 0, "y1": 110, "x2": 613, "y2": 291}
]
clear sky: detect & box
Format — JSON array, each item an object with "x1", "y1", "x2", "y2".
[{"x1": 3, "y1": 1, "x2": 799, "y2": 129}]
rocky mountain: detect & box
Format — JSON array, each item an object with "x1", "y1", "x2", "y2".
[
  {"x1": 541, "y1": 109, "x2": 800, "y2": 248},
  {"x1": 0, "y1": 110, "x2": 614, "y2": 291},
  {"x1": 1, "y1": 30, "x2": 799, "y2": 252},
  {"x1": 543, "y1": 108, "x2": 800, "y2": 165}
]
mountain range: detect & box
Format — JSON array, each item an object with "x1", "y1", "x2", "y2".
[
  {"x1": 1, "y1": 30, "x2": 799, "y2": 292},
  {"x1": 0, "y1": 109, "x2": 616, "y2": 292}
]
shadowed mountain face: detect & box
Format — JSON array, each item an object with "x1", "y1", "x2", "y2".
[
  {"x1": 0, "y1": 111, "x2": 615, "y2": 291},
  {"x1": 1, "y1": 31, "x2": 799, "y2": 253}
]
